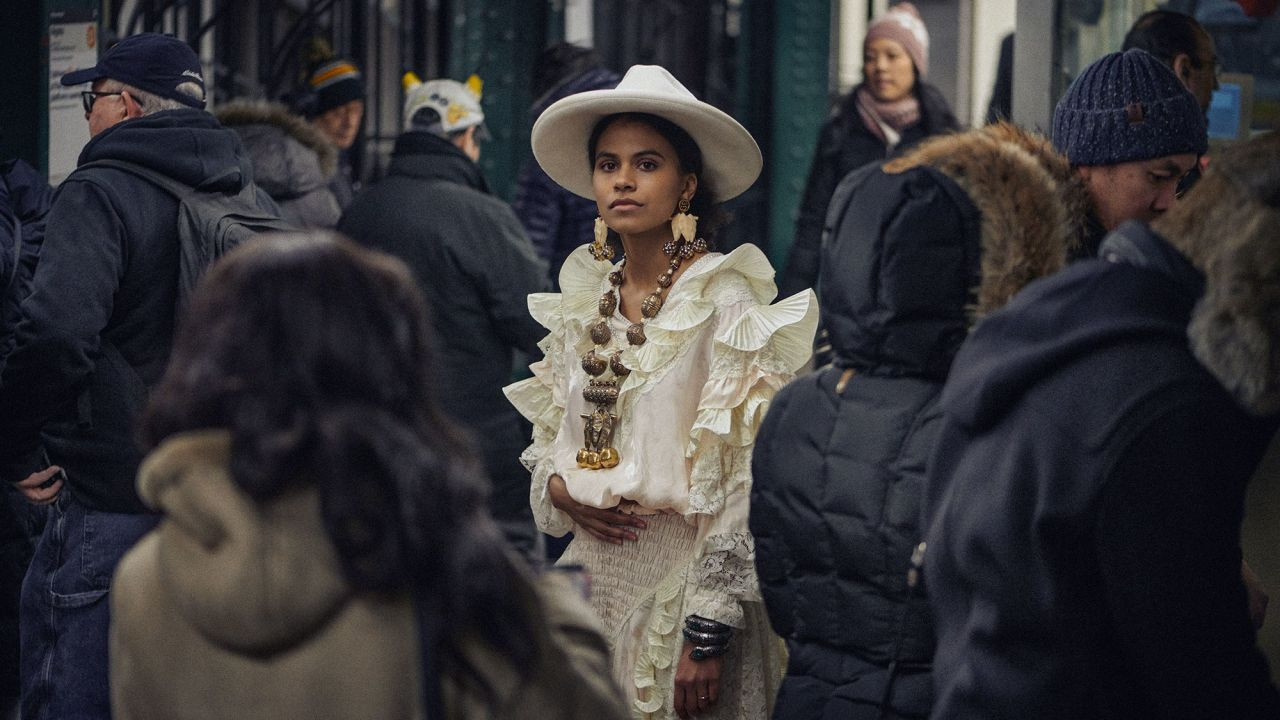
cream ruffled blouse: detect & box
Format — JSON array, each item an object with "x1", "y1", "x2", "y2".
[{"x1": 506, "y1": 243, "x2": 817, "y2": 623}]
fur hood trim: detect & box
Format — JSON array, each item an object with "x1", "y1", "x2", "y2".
[
  {"x1": 215, "y1": 100, "x2": 337, "y2": 177},
  {"x1": 884, "y1": 123, "x2": 1088, "y2": 318},
  {"x1": 1184, "y1": 134, "x2": 1280, "y2": 415}
]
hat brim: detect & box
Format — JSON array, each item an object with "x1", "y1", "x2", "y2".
[
  {"x1": 61, "y1": 66, "x2": 104, "y2": 86},
  {"x1": 531, "y1": 89, "x2": 762, "y2": 202}
]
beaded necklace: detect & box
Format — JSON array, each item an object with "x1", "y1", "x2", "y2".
[{"x1": 576, "y1": 235, "x2": 708, "y2": 469}]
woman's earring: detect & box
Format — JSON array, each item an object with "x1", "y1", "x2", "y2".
[
  {"x1": 591, "y1": 217, "x2": 615, "y2": 262},
  {"x1": 670, "y1": 197, "x2": 698, "y2": 246}
]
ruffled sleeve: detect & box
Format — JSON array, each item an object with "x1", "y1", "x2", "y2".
[
  {"x1": 503, "y1": 247, "x2": 615, "y2": 536},
  {"x1": 682, "y1": 286, "x2": 819, "y2": 626},
  {"x1": 504, "y1": 293, "x2": 574, "y2": 537}
]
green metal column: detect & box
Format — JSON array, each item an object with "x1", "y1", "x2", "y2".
[
  {"x1": 447, "y1": 0, "x2": 550, "y2": 202},
  {"x1": 767, "y1": 0, "x2": 831, "y2": 268}
]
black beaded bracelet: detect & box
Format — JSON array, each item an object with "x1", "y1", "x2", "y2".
[
  {"x1": 690, "y1": 643, "x2": 729, "y2": 660},
  {"x1": 683, "y1": 627, "x2": 731, "y2": 646},
  {"x1": 685, "y1": 615, "x2": 732, "y2": 635}
]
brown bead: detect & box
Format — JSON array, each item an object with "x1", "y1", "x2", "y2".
[
  {"x1": 610, "y1": 352, "x2": 630, "y2": 376},
  {"x1": 669, "y1": 257, "x2": 682, "y2": 270},
  {"x1": 657, "y1": 271, "x2": 674, "y2": 288},
  {"x1": 598, "y1": 291, "x2": 618, "y2": 317},
  {"x1": 609, "y1": 270, "x2": 624, "y2": 287},
  {"x1": 626, "y1": 323, "x2": 647, "y2": 346},
  {"x1": 581, "y1": 351, "x2": 607, "y2": 376},
  {"x1": 641, "y1": 292, "x2": 663, "y2": 319},
  {"x1": 590, "y1": 320, "x2": 611, "y2": 346},
  {"x1": 692, "y1": 237, "x2": 709, "y2": 254},
  {"x1": 583, "y1": 380, "x2": 619, "y2": 405}
]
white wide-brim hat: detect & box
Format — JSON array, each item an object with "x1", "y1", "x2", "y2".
[{"x1": 531, "y1": 65, "x2": 762, "y2": 202}]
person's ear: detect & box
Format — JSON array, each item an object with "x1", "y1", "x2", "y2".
[
  {"x1": 120, "y1": 90, "x2": 144, "y2": 119},
  {"x1": 682, "y1": 173, "x2": 698, "y2": 203},
  {"x1": 1172, "y1": 53, "x2": 1194, "y2": 85}
]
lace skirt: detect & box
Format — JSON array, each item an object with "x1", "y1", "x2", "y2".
[{"x1": 559, "y1": 513, "x2": 784, "y2": 720}]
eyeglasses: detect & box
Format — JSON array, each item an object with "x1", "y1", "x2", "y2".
[{"x1": 80, "y1": 90, "x2": 123, "y2": 113}]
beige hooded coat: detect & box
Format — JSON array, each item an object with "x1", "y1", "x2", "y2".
[{"x1": 110, "y1": 431, "x2": 629, "y2": 720}]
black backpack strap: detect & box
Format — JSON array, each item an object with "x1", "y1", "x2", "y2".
[{"x1": 76, "y1": 159, "x2": 196, "y2": 199}]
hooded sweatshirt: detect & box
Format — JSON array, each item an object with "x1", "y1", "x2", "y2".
[
  {"x1": 0, "y1": 109, "x2": 261, "y2": 512},
  {"x1": 923, "y1": 222, "x2": 1280, "y2": 719}
]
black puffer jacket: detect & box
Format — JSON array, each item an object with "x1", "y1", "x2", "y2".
[
  {"x1": 751, "y1": 165, "x2": 981, "y2": 720},
  {"x1": 752, "y1": 124, "x2": 1082, "y2": 720},
  {"x1": 0, "y1": 109, "x2": 262, "y2": 512},
  {"x1": 777, "y1": 83, "x2": 959, "y2": 299},
  {"x1": 338, "y1": 132, "x2": 549, "y2": 553}
]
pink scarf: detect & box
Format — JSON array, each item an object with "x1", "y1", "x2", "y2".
[{"x1": 855, "y1": 85, "x2": 921, "y2": 147}]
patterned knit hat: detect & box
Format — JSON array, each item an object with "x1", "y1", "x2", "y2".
[
  {"x1": 304, "y1": 58, "x2": 365, "y2": 118},
  {"x1": 1052, "y1": 49, "x2": 1206, "y2": 166},
  {"x1": 865, "y1": 3, "x2": 930, "y2": 78}
]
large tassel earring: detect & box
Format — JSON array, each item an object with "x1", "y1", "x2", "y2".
[
  {"x1": 667, "y1": 197, "x2": 707, "y2": 256},
  {"x1": 590, "y1": 216, "x2": 615, "y2": 262}
]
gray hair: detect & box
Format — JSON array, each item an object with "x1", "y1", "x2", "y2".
[{"x1": 101, "y1": 78, "x2": 204, "y2": 114}]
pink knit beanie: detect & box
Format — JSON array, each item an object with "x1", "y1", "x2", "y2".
[{"x1": 865, "y1": 2, "x2": 930, "y2": 78}]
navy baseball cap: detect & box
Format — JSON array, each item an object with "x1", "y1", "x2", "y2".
[{"x1": 61, "y1": 33, "x2": 206, "y2": 109}]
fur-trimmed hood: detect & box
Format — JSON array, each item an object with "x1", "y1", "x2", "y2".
[
  {"x1": 215, "y1": 100, "x2": 337, "y2": 198},
  {"x1": 817, "y1": 123, "x2": 1086, "y2": 378},
  {"x1": 884, "y1": 122, "x2": 1089, "y2": 318},
  {"x1": 1175, "y1": 132, "x2": 1280, "y2": 416}
]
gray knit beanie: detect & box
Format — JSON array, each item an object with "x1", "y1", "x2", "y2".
[{"x1": 1052, "y1": 49, "x2": 1206, "y2": 166}]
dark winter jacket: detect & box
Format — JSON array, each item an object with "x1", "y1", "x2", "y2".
[
  {"x1": 0, "y1": 109, "x2": 263, "y2": 512},
  {"x1": 216, "y1": 101, "x2": 341, "y2": 229},
  {"x1": 778, "y1": 82, "x2": 959, "y2": 299},
  {"x1": 513, "y1": 67, "x2": 619, "y2": 287},
  {"x1": 0, "y1": 159, "x2": 53, "y2": 369},
  {"x1": 924, "y1": 221, "x2": 1280, "y2": 720},
  {"x1": 339, "y1": 132, "x2": 549, "y2": 541},
  {"x1": 751, "y1": 125, "x2": 1083, "y2": 720}
]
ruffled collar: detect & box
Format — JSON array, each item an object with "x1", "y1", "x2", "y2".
[{"x1": 554, "y1": 243, "x2": 780, "y2": 402}]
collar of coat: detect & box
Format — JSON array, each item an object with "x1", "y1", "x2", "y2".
[{"x1": 388, "y1": 131, "x2": 489, "y2": 194}]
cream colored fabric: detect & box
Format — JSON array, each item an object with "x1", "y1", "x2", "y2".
[
  {"x1": 561, "y1": 513, "x2": 785, "y2": 720},
  {"x1": 504, "y1": 243, "x2": 816, "y2": 719}
]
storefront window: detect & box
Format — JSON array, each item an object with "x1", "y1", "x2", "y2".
[{"x1": 1056, "y1": 0, "x2": 1279, "y2": 140}]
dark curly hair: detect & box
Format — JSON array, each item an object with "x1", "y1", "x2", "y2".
[
  {"x1": 139, "y1": 232, "x2": 538, "y2": 709},
  {"x1": 587, "y1": 112, "x2": 728, "y2": 250}
]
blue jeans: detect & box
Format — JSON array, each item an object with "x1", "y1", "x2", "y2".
[{"x1": 19, "y1": 491, "x2": 157, "y2": 720}]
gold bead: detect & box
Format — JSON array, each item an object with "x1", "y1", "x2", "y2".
[
  {"x1": 610, "y1": 352, "x2": 630, "y2": 376},
  {"x1": 581, "y1": 351, "x2": 607, "y2": 376},
  {"x1": 669, "y1": 257, "x2": 682, "y2": 269},
  {"x1": 626, "y1": 323, "x2": 647, "y2": 346},
  {"x1": 640, "y1": 293, "x2": 663, "y2": 319},
  {"x1": 609, "y1": 270, "x2": 624, "y2": 287},
  {"x1": 590, "y1": 320, "x2": 611, "y2": 346},
  {"x1": 597, "y1": 447, "x2": 620, "y2": 468},
  {"x1": 578, "y1": 450, "x2": 601, "y2": 469},
  {"x1": 657, "y1": 271, "x2": 674, "y2": 288},
  {"x1": 598, "y1": 291, "x2": 618, "y2": 317}
]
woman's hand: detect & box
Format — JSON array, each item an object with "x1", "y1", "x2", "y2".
[
  {"x1": 547, "y1": 473, "x2": 646, "y2": 544},
  {"x1": 15, "y1": 466, "x2": 63, "y2": 505},
  {"x1": 673, "y1": 639, "x2": 723, "y2": 718}
]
